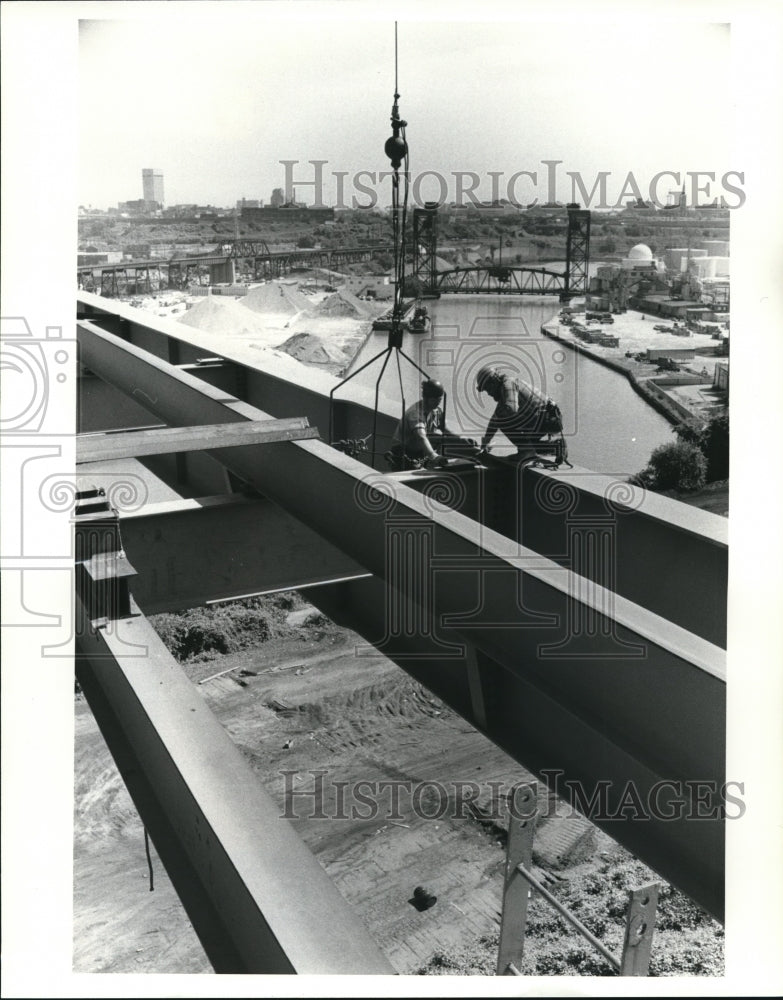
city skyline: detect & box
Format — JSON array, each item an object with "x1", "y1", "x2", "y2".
[
  {"x1": 79, "y1": 16, "x2": 732, "y2": 210},
  {"x1": 81, "y1": 167, "x2": 738, "y2": 214}
]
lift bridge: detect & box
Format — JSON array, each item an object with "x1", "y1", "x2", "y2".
[
  {"x1": 412, "y1": 202, "x2": 591, "y2": 300},
  {"x1": 75, "y1": 291, "x2": 726, "y2": 974}
]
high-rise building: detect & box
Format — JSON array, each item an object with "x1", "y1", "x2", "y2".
[{"x1": 142, "y1": 168, "x2": 164, "y2": 208}]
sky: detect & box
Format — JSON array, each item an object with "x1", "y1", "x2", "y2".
[{"x1": 78, "y1": 11, "x2": 732, "y2": 210}]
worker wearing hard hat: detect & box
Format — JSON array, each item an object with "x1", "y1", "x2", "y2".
[
  {"x1": 388, "y1": 379, "x2": 450, "y2": 470},
  {"x1": 475, "y1": 366, "x2": 564, "y2": 458}
]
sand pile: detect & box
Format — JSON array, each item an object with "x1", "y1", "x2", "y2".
[
  {"x1": 243, "y1": 282, "x2": 310, "y2": 315},
  {"x1": 178, "y1": 295, "x2": 271, "y2": 337},
  {"x1": 315, "y1": 288, "x2": 371, "y2": 319},
  {"x1": 278, "y1": 332, "x2": 347, "y2": 366}
]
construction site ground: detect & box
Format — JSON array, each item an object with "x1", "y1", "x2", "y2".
[
  {"x1": 74, "y1": 608, "x2": 723, "y2": 977},
  {"x1": 74, "y1": 625, "x2": 540, "y2": 974}
]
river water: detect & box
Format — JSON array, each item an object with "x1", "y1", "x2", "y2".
[{"x1": 348, "y1": 296, "x2": 674, "y2": 477}]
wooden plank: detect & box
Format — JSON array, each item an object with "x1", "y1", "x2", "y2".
[{"x1": 77, "y1": 418, "x2": 318, "y2": 464}]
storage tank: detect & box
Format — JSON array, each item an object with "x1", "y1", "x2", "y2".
[
  {"x1": 665, "y1": 247, "x2": 707, "y2": 272},
  {"x1": 700, "y1": 239, "x2": 730, "y2": 256},
  {"x1": 692, "y1": 256, "x2": 731, "y2": 279}
]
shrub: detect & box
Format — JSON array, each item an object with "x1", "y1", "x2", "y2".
[
  {"x1": 634, "y1": 440, "x2": 706, "y2": 493},
  {"x1": 150, "y1": 601, "x2": 274, "y2": 662},
  {"x1": 673, "y1": 419, "x2": 704, "y2": 447}
]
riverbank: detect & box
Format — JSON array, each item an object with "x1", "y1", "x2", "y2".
[{"x1": 541, "y1": 309, "x2": 728, "y2": 427}]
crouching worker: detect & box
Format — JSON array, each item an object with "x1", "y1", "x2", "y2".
[
  {"x1": 475, "y1": 366, "x2": 567, "y2": 464},
  {"x1": 386, "y1": 379, "x2": 451, "y2": 471}
]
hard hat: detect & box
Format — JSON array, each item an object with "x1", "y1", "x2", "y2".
[
  {"x1": 421, "y1": 378, "x2": 444, "y2": 398},
  {"x1": 476, "y1": 366, "x2": 498, "y2": 390}
]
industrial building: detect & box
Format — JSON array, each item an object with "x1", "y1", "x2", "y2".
[
  {"x1": 665, "y1": 247, "x2": 708, "y2": 272},
  {"x1": 586, "y1": 244, "x2": 664, "y2": 312},
  {"x1": 240, "y1": 204, "x2": 335, "y2": 223},
  {"x1": 664, "y1": 248, "x2": 729, "y2": 279},
  {"x1": 587, "y1": 238, "x2": 730, "y2": 317}
]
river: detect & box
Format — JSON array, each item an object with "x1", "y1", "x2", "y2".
[{"x1": 348, "y1": 295, "x2": 674, "y2": 477}]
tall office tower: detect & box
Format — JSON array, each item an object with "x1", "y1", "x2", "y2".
[{"x1": 142, "y1": 168, "x2": 164, "y2": 207}]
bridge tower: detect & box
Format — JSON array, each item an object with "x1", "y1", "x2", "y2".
[
  {"x1": 412, "y1": 201, "x2": 439, "y2": 295},
  {"x1": 563, "y1": 205, "x2": 591, "y2": 300}
]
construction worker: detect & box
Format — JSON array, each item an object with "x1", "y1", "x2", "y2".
[
  {"x1": 475, "y1": 366, "x2": 565, "y2": 459},
  {"x1": 387, "y1": 379, "x2": 450, "y2": 470}
]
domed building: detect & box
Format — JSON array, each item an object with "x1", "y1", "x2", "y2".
[
  {"x1": 588, "y1": 242, "x2": 664, "y2": 311},
  {"x1": 628, "y1": 243, "x2": 652, "y2": 260},
  {"x1": 621, "y1": 242, "x2": 661, "y2": 272}
]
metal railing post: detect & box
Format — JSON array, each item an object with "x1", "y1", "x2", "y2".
[
  {"x1": 619, "y1": 883, "x2": 659, "y2": 975},
  {"x1": 496, "y1": 782, "x2": 538, "y2": 975},
  {"x1": 497, "y1": 798, "x2": 660, "y2": 976}
]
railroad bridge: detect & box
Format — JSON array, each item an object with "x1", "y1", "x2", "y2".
[
  {"x1": 77, "y1": 243, "x2": 393, "y2": 296},
  {"x1": 74, "y1": 291, "x2": 726, "y2": 973},
  {"x1": 77, "y1": 205, "x2": 590, "y2": 300}
]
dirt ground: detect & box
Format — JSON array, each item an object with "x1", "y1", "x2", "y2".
[
  {"x1": 74, "y1": 628, "x2": 543, "y2": 974},
  {"x1": 74, "y1": 612, "x2": 722, "y2": 976}
]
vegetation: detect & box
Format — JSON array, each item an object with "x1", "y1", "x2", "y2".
[
  {"x1": 702, "y1": 415, "x2": 729, "y2": 481},
  {"x1": 148, "y1": 592, "x2": 322, "y2": 662},
  {"x1": 419, "y1": 860, "x2": 722, "y2": 977},
  {"x1": 632, "y1": 412, "x2": 728, "y2": 494},
  {"x1": 631, "y1": 440, "x2": 707, "y2": 493}
]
